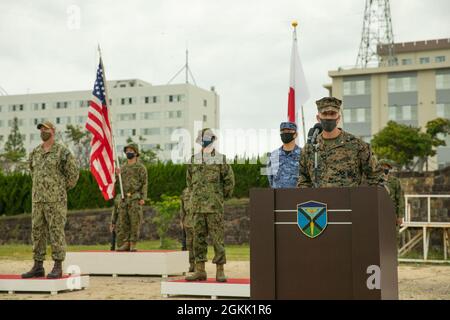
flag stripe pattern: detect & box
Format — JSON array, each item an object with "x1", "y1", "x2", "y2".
[{"x1": 85, "y1": 60, "x2": 115, "y2": 200}]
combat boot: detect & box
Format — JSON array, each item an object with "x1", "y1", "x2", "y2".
[
  {"x1": 47, "y1": 260, "x2": 63, "y2": 279},
  {"x1": 188, "y1": 262, "x2": 195, "y2": 273},
  {"x1": 185, "y1": 262, "x2": 207, "y2": 281},
  {"x1": 129, "y1": 242, "x2": 137, "y2": 252},
  {"x1": 21, "y1": 260, "x2": 45, "y2": 278},
  {"x1": 216, "y1": 264, "x2": 227, "y2": 282},
  {"x1": 117, "y1": 242, "x2": 130, "y2": 251}
]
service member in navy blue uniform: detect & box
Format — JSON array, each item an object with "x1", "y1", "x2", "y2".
[{"x1": 267, "y1": 122, "x2": 301, "y2": 189}]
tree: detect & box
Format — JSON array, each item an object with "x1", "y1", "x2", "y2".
[
  {"x1": 372, "y1": 121, "x2": 432, "y2": 171},
  {"x1": 0, "y1": 117, "x2": 27, "y2": 173},
  {"x1": 65, "y1": 124, "x2": 91, "y2": 168},
  {"x1": 372, "y1": 119, "x2": 450, "y2": 172},
  {"x1": 151, "y1": 195, "x2": 180, "y2": 249}
]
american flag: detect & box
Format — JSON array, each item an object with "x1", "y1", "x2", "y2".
[{"x1": 85, "y1": 59, "x2": 116, "y2": 200}]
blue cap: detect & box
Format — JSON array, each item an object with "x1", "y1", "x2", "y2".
[{"x1": 280, "y1": 122, "x2": 297, "y2": 131}]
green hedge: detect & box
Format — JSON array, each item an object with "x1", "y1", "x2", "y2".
[{"x1": 0, "y1": 162, "x2": 269, "y2": 216}]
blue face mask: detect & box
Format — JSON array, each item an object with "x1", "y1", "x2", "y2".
[{"x1": 126, "y1": 152, "x2": 136, "y2": 159}]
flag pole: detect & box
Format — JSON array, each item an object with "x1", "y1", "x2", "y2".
[
  {"x1": 97, "y1": 44, "x2": 124, "y2": 200},
  {"x1": 292, "y1": 21, "x2": 307, "y2": 146}
]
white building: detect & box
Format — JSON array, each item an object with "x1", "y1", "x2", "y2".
[{"x1": 0, "y1": 79, "x2": 220, "y2": 161}]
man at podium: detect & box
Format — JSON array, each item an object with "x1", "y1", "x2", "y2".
[{"x1": 297, "y1": 97, "x2": 385, "y2": 188}]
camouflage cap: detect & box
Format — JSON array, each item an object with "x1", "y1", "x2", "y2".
[
  {"x1": 316, "y1": 97, "x2": 342, "y2": 113},
  {"x1": 124, "y1": 143, "x2": 140, "y2": 156},
  {"x1": 195, "y1": 128, "x2": 217, "y2": 144},
  {"x1": 379, "y1": 159, "x2": 395, "y2": 168},
  {"x1": 280, "y1": 122, "x2": 297, "y2": 131},
  {"x1": 37, "y1": 120, "x2": 56, "y2": 130}
]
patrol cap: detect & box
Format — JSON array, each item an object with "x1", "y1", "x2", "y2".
[
  {"x1": 280, "y1": 122, "x2": 297, "y2": 131},
  {"x1": 37, "y1": 120, "x2": 56, "y2": 130},
  {"x1": 316, "y1": 97, "x2": 342, "y2": 113},
  {"x1": 195, "y1": 128, "x2": 217, "y2": 144},
  {"x1": 379, "y1": 159, "x2": 395, "y2": 168},
  {"x1": 123, "y1": 143, "x2": 140, "y2": 156}
]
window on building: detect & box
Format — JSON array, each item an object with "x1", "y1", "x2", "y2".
[
  {"x1": 203, "y1": 115, "x2": 207, "y2": 122},
  {"x1": 79, "y1": 100, "x2": 90, "y2": 108},
  {"x1": 118, "y1": 129, "x2": 136, "y2": 137},
  {"x1": 435, "y1": 56, "x2": 446, "y2": 63},
  {"x1": 8, "y1": 119, "x2": 24, "y2": 126},
  {"x1": 164, "y1": 143, "x2": 177, "y2": 151},
  {"x1": 437, "y1": 104, "x2": 450, "y2": 119},
  {"x1": 402, "y1": 59, "x2": 413, "y2": 65},
  {"x1": 55, "y1": 101, "x2": 70, "y2": 109},
  {"x1": 167, "y1": 94, "x2": 185, "y2": 103},
  {"x1": 203, "y1": 99, "x2": 208, "y2": 107},
  {"x1": 144, "y1": 96, "x2": 159, "y2": 104},
  {"x1": 120, "y1": 97, "x2": 134, "y2": 105},
  {"x1": 342, "y1": 108, "x2": 370, "y2": 123},
  {"x1": 343, "y1": 80, "x2": 369, "y2": 95},
  {"x1": 388, "y1": 76, "x2": 417, "y2": 92},
  {"x1": 55, "y1": 116, "x2": 71, "y2": 125},
  {"x1": 118, "y1": 113, "x2": 136, "y2": 121},
  {"x1": 77, "y1": 116, "x2": 87, "y2": 124},
  {"x1": 9, "y1": 104, "x2": 25, "y2": 112},
  {"x1": 140, "y1": 128, "x2": 161, "y2": 136},
  {"x1": 436, "y1": 73, "x2": 450, "y2": 90},
  {"x1": 419, "y1": 57, "x2": 430, "y2": 64},
  {"x1": 0, "y1": 120, "x2": 3, "y2": 128},
  {"x1": 388, "y1": 105, "x2": 417, "y2": 121},
  {"x1": 141, "y1": 112, "x2": 161, "y2": 120},
  {"x1": 166, "y1": 110, "x2": 183, "y2": 119}
]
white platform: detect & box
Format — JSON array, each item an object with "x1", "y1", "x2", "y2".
[
  {"x1": 63, "y1": 250, "x2": 189, "y2": 277},
  {"x1": 161, "y1": 278, "x2": 250, "y2": 299},
  {"x1": 0, "y1": 274, "x2": 89, "y2": 295}
]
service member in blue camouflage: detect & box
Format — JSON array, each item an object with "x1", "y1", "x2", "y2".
[{"x1": 267, "y1": 122, "x2": 301, "y2": 189}]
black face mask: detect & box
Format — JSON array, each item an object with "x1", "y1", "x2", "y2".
[
  {"x1": 320, "y1": 119, "x2": 338, "y2": 132},
  {"x1": 126, "y1": 152, "x2": 136, "y2": 160},
  {"x1": 280, "y1": 133, "x2": 295, "y2": 144},
  {"x1": 384, "y1": 169, "x2": 390, "y2": 175},
  {"x1": 202, "y1": 140, "x2": 213, "y2": 148}
]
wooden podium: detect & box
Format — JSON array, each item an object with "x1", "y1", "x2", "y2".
[{"x1": 250, "y1": 187, "x2": 398, "y2": 300}]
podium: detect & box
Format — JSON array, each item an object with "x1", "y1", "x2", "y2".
[{"x1": 250, "y1": 187, "x2": 398, "y2": 300}]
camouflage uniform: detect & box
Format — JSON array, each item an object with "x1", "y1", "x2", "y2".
[
  {"x1": 297, "y1": 97, "x2": 385, "y2": 188},
  {"x1": 267, "y1": 122, "x2": 301, "y2": 189},
  {"x1": 386, "y1": 175, "x2": 404, "y2": 218},
  {"x1": 29, "y1": 142, "x2": 79, "y2": 261},
  {"x1": 116, "y1": 160, "x2": 148, "y2": 244},
  {"x1": 111, "y1": 195, "x2": 126, "y2": 248},
  {"x1": 180, "y1": 188, "x2": 194, "y2": 266},
  {"x1": 187, "y1": 150, "x2": 235, "y2": 265}
]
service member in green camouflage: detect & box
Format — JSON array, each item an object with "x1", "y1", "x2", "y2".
[
  {"x1": 22, "y1": 121, "x2": 79, "y2": 279},
  {"x1": 185, "y1": 129, "x2": 235, "y2": 282},
  {"x1": 115, "y1": 143, "x2": 148, "y2": 252},
  {"x1": 110, "y1": 194, "x2": 126, "y2": 249},
  {"x1": 297, "y1": 97, "x2": 385, "y2": 188},
  {"x1": 379, "y1": 159, "x2": 405, "y2": 225},
  {"x1": 180, "y1": 187, "x2": 195, "y2": 272}
]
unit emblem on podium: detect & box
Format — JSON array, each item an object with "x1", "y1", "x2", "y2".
[{"x1": 297, "y1": 201, "x2": 328, "y2": 238}]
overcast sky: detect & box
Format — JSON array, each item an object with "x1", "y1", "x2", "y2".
[{"x1": 1, "y1": 0, "x2": 449, "y2": 155}]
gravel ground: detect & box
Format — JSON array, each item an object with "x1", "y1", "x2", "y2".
[{"x1": 0, "y1": 260, "x2": 448, "y2": 300}]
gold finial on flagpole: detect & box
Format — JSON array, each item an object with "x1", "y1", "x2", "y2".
[{"x1": 292, "y1": 21, "x2": 298, "y2": 28}]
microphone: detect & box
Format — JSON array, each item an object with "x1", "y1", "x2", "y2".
[{"x1": 307, "y1": 123, "x2": 323, "y2": 145}]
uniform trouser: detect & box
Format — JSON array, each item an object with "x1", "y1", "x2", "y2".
[
  {"x1": 184, "y1": 226, "x2": 194, "y2": 264},
  {"x1": 193, "y1": 213, "x2": 226, "y2": 265},
  {"x1": 32, "y1": 201, "x2": 67, "y2": 261},
  {"x1": 117, "y1": 200, "x2": 143, "y2": 243}
]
